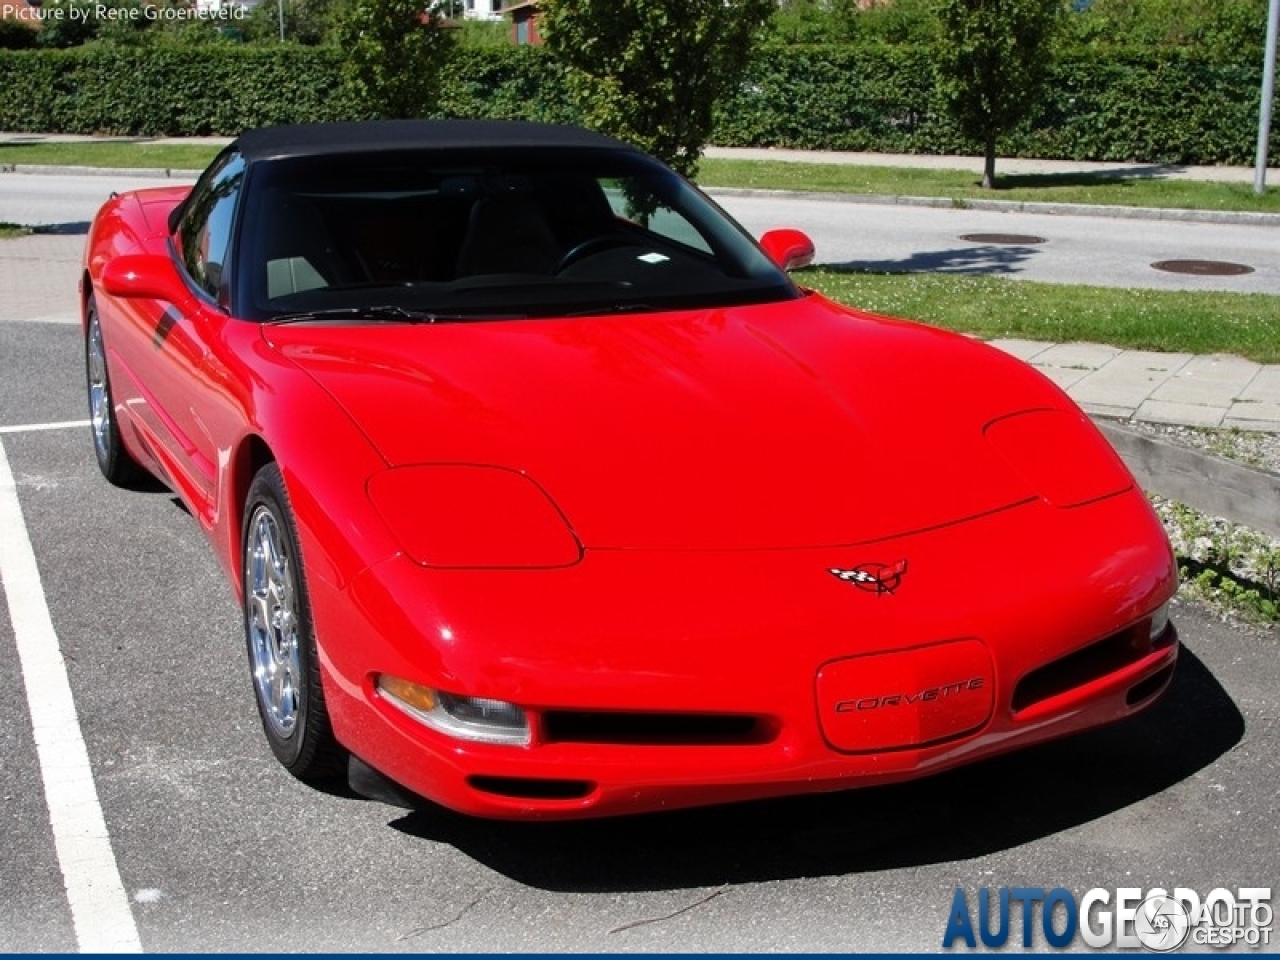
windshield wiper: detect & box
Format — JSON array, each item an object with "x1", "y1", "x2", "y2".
[
  {"x1": 266, "y1": 305, "x2": 520, "y2": 326},
  {"x1": 266, "y1": 305, "x2": 441, "y2": 325},
  {"x1": 563, "y1": 302, "x2": 656, "y2": 318}
]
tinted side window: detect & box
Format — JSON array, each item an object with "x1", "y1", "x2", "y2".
[{"x1": 176, "y1": 151, "x2": 245, "y2": 304}]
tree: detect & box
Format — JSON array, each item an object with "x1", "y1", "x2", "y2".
[
  {"x1": 767, "y1": 0, "x2": 859, "y2": 45},
  {"x1": 538, "y1": 0, "x2": 776, "y2": 178},
  {"x1": 243, "y1": 0, "x2": 353, "y2": 45},
  {"x1": 0, "y1": 16, "x2": 39, "y2": 49},
  {"x1": 1065, "y1": 0, "x2": 1269, "y2": 63},
  {"x1": 33, "y1": 0, "x2": 102, "y2": 47},
  {"x1": 336, "y1": 0, "x2": 453, "y2": 118},
  {"x1": 857, "y1": 0, "x2": 936, "y2": 44},
  {"x1": 931, "y1": 0, "x2": 1066, "y2": 188}
]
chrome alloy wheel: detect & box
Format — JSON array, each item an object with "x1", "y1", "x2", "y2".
[
  {"x1": 245, "y1": 505, "x2": 302, "y2": 740},
  {"x1": 86, "y1": 311, "x2": 111, "y2": 464}
]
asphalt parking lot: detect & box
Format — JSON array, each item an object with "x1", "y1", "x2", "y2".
[{"x1": 2, "y1": 309, "x2": 1278, "y2": 951}]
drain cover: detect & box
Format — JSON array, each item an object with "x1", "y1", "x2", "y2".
[
  {"x1": 959, "y1": 233, "x2": 1047, "y2": 245},
  {"x1": 1151, "y1": 259, "x2": 1254, "y2": 276}
]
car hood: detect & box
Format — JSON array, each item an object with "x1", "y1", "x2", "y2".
[{"x1": 264, "y1": 294, "x2": 1069, "y2": 551}]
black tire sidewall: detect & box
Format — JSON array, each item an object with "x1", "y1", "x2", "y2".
[
  {"x1": 242, "y1": 463, "x2": 339, "y2": 778},
  {"x1": 85, "y1": 297, "x2": 129, "y2": 482}
]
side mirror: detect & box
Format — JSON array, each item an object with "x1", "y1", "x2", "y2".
[
  {"x1": 101, "y1": 253, "x2": 191, "y2": 306},
  {"x1": 759, "y1": 229, "x2": 815, "y2": 272}
]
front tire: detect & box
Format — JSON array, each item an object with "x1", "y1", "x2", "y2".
[
  {"x1": 242, "y1": 463, "x2": 343, "y2": 782},
  {"x1": 85, "y1": 296, "x2": 145, "y2": 487}
]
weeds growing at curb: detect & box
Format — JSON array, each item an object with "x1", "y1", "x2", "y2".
[{"x1": 1153, "y1": 496, "x2": 1280, "y2": 623}]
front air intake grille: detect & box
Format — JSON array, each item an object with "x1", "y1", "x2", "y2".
[
  {"x1": 1012, "y1": 623, "x2": 1167, "y2": 713},
  {"x1": 468, "y1": 776, "x2": 594, "y2": 800},
  {"x1": 541, "y1": 711, "x2": 775, "y2": 746}
]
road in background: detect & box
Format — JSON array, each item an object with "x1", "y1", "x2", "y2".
[
  {"x1": 716, "y1": 192, "x2": 1280, "y2": 294},
  {"x1": 0, "y1": 173, "x2": 186, "y2": 325},
  {"x1": 3, "y1": 171, "x2": 1279, "y2": 294},
  {"x1": 0, "y1": 172, "x2": 182, "y2": 233}
]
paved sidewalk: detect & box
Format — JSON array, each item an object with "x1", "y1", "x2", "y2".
[
  {"x1": 5, "y1": 132, "x2": 1279, "y2": 185},
  {"x1": 0, "y1": 233, "x2": 84, "y2": 325},
  {"x1": 0, "y1": 132, "x2": 233, "y2": 148},
  {"x1": 991, "y1": 339, "x2": 1280, "y2": 432}
]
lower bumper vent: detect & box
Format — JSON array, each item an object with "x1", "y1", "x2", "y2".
[
  {"x1": 1126, "y1": 664, "x2": 1175, "y2": 706},
  {"x1": 541, "y1": 711, "x2": 773, "y2": 746},
  {"x1": 468, "y1": 776, "x2": 594, "y2": 800}
]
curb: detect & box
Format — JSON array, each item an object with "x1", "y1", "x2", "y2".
[
  {"x1": 0, "y1": 163, "x2": 202, "y2": 179},
  {"x1": 2, "y1": 164, "x2": 1276, "y2": 226},
  {"x1": 704, "y1": 187, "x2": 1280, "y2": 228},
  {"x1": 1097, "y1": 419, "x2": 1280, "y2": 537}
]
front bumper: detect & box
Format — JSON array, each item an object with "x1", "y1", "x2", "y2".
[{"x1": 311, "y1": 489, "x2": 1177, "y2": 819}]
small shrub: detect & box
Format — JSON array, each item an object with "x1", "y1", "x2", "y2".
[{"x1": 0, "y1": 17, "x2": 39, "y2": 50}]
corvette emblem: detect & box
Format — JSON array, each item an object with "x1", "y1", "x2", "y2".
[{"x1": 829, "y1": 560, "x2": 908, "y2": 595}]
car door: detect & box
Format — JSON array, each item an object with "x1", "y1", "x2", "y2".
[{"x1": 113, "y1": 151, "x2": 246, "y2": 522}]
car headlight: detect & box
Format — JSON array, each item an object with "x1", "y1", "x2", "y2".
[
  {"x1": 367, "y1": 464, "x2": 582, "y2": 568},
  {"x1": 984, "y1": 408, "x2": 1133, "y2": 508},
  {"x1": 1148, "y1": 601, "x2": 1171, "y2": 641},
  {"x1": 377, "y1": 675, "x2": 531, "y2": 746}
]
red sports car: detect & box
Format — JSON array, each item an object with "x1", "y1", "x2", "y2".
[{"x1": 82, "y1": 120, "x2": 1178, "y2": 819}]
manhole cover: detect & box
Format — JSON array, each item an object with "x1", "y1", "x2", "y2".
[
  {"x1": 1151, "y1": 259, "x2": 1254, "y2": 276},
  {"x1": 959, "y1": 233, "x2": 1047, "y2": 245}
]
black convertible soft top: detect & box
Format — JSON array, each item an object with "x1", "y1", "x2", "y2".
[{"x1": 235, "y1": 119, "x2": 634, "y2": 162}]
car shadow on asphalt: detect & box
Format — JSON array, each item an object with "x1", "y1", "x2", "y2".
[
  {"x1": 825, "y1": 243, "x2": 1041, "y2": 276},
  {"x1": 387, "y1": 644, "x2": 1241, "y2": 891},
  {"x1": 121, "y1": 472, "x2": 174, "y2": 497}
]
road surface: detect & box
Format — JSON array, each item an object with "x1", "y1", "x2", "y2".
[{"x1": 2, "y1": 170, "x2": 1278, "y2": 293}]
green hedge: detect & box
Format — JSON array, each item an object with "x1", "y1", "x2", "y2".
[
  {"x1": 0, "y1": 45, "x2": 573, "y2": 135},
  {"x1": 715, "y1": 45, "x2": 1274, "y2": 165},
  {"x1": 0, "y1": 43, "x2": 1272, "y2": 165},
  {"x1": 435, "y1": 47, "x2": 576, "y2": 125},
  {"x1": 0, "y1": 47, "x2": 360, "y2": 134},
  {"x1": 1017, "y1": 53, "x2": 1267, "y2": 165}
]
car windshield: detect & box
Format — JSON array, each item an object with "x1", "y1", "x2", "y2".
[{"x1": 235, "y1": 146, "x2": 800, "y2": 322}]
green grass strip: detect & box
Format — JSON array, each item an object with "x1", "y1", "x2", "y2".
[
  {"x1": 0, "y1": 141, "x2": 219, "y2": 171},
  {"x1": 699, "y1": 158, "x2": 1280, "y2": 214},
  {"x1": 801, "y1": 268, "x2": 1280, "y2": 364}
]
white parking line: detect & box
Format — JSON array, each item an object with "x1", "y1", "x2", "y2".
[
  {"x1": 0, "y1": 439, "x2": 142, "y2": 953},
  {"x1": 0, "y1": 419, "x2": 90, "y2": 435}
]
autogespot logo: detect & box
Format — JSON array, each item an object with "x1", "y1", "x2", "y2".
[
  {"x1": 1134, "y1": 894, "x2": 1191, "y2": 952},
  {"x1": 942, "y1": 886, "x2": 1273, "y2": 951}
]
